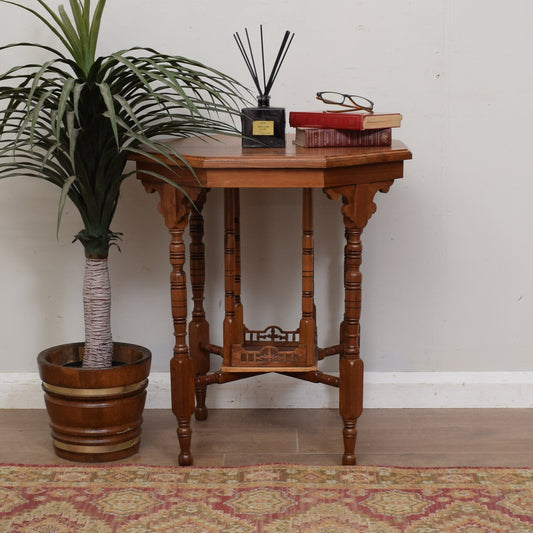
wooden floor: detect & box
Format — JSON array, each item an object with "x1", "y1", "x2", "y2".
[{"x1": 1, "y1": 409, "x2": 532, "y2": 467}]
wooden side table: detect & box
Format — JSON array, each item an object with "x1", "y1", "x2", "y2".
[{"x1": 134, "y1": 135, "x2": 412, "y2": 465}]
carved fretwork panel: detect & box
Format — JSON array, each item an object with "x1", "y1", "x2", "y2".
[
  {"x1": 231, "y1": 343, "x2": 308, "y2": 367},
  {"x1": 244, "y1": 325, "x2": 299, "y2": 345},
  {"x1": 229, "y1": 325, "x2": 309, "y2": 368}
]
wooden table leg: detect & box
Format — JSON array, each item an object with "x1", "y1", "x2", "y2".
[
  {"x1": 234, "y1": 190, "x2": 244, "y2": 344},
  {"x1": 141, "y1": 181, "x2": 204, "y2": 466},
  {"x1": 325, "y1": 181, "x2": 393, "y2": 465},
  {"x1": 189, "y1": 190, "x2": 210, "y2": 421},
  {"x1": 339, "y1": 220, "x2": 364, "y2": 465},
  {"x1": 222, "y1": 189, "x2": 242, "y2": 365},
  {"x1": 300, "y1": 188, "x2": 316, "y2": 365}
]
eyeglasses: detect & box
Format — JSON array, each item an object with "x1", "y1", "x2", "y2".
[{"x1": 316, "y1": 91, "x2": 374, "y2": 112}]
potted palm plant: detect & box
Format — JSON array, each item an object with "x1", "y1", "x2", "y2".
[{"x1": 0, "y1": 0, "x2": 244, "y2": 461}]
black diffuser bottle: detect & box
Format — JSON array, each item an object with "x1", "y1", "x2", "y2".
[
  {"x1": 234, "y1": 27, "x2": 294, "y2": 148},
  {"x1": 241, "y1": 95, "x2": 286, "y2": 148}
]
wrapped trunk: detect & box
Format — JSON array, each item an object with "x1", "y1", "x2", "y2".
[{"x1": 83, "y1": 256, "x2": 113, "y2": 368}]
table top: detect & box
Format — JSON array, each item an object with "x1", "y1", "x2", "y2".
[{"x1": 134, "y1": 134, "x2": 412, "y2": 189}]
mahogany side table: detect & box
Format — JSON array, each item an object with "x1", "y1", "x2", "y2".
[{"x1": 134, "y1": 135, "x2": 412, "y2": 466}]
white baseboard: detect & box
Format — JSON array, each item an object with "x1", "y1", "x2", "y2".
[{"x1": 2, "y1": 371, "x2": 533, "y2": 409}]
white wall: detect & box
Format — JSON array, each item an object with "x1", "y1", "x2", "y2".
[{"x1": 1, "y1": 1, "x2": 533, "y2": 405}]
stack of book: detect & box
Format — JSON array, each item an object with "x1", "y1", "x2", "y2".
[{"x1": 288, "y1": 111, "x2": 402, "y2": 148}]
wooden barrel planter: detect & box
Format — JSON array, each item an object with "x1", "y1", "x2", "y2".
[{"x1": 37, "y1": 342, "x2": 151, "y2": 462}]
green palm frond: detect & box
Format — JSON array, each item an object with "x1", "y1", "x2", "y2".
[
  {"x1": 1, "y1": 0, "x2": 104, "y2": 75},
  {"x1": 0, "y1": 0, "x2": 248, "y2": 257}
]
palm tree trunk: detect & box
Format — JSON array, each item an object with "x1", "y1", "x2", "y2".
[{"x1": 83, "y1": 256, "x2": 113, "y2": 368}]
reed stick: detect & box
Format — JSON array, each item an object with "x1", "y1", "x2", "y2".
[{"x1": 234, "y1": 26, "x2": 295, "y2": 100}]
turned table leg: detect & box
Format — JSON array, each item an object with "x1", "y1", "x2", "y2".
[
  {"x1": 222, "y1": 189, "x2": 242, "y2": 365},
  {"x1": 300, "y1": 188, "x2": 316, "y2": 365},
  {"x1": 234, "y1": 190, "x2": 244, "y2": 344},
  {"x1": 188, "y1": 190, "x2": 210, "y2": 421},
  {"x1": 339, "y1": 223, "x2": 364, "y2": 465},
  {"x1": 141, "y1": 182, "x2": 204, "y2": 466},
  {"x1": 325, "y1": 181, "x2": 394, "y2": 465},
  {"x1": 169, "y1": 217, "x2": 194, "y2": 464}
]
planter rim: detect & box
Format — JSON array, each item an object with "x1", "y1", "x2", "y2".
[{"x1": 37, "y1": 342, "x2": 152, "y2": 389}]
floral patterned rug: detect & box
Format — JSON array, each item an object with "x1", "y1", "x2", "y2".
[{"x1": 1, "y1": 464, "x2": 533, "y2": 532}]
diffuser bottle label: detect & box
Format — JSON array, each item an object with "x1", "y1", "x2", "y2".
[{"x1": 252, "y1": 120, "x2": 274, "y2": 136}]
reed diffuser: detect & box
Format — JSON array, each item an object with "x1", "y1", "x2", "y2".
[{"x1": 234, "y1": 26, "x2": 294, "y2": 148}]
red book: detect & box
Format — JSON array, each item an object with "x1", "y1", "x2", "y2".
[
  {"x1": 294, "y1": 127, "x2": 392, "y2": 148},
  {"x1": 289, "y1": 111, "x2": 402, "y2": 130}
]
